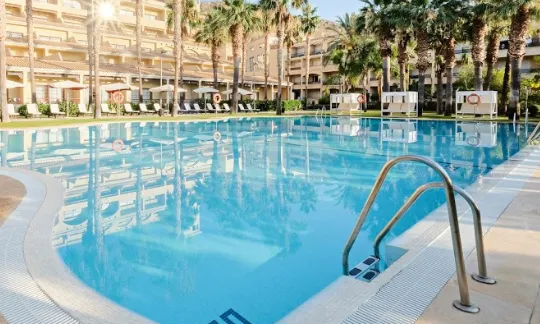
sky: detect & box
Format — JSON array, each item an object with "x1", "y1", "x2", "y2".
[{"x1": 307, "y1": 0, "x2": 355, "y2": 21}]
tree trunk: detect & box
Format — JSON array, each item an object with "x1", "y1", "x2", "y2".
[
  {"x1": 26, "y1": 0, "x2": 36, "y2": 103},
  {"x1": 418, "y1": 72, "x2": 425, "y2": 116},
  {"x1": 382, "y1": 55, "x2": 390, "y2": 92},
  {"x1": 436, "y1": 70, "x2": 443, "y2": 114},
  {"x1": 0, "y1": 0, "x2": 8, "y2": 122},
  {"x1": 444, "y1": 37, "x2": 456, "y2": 116},
  {"x1": 212, "y1": 41, "x2": 219, "y2": 90},
  {"x1": 86, "y1": 5, "x2": 94, "y2": 107},
  {"x1": 180, "y1": 32, "x2": 185, "y2": 106},
  {"x1": 93, "y1": 11, "x2": 101, "y2": 119},
  {"x1": 483, "y1": 30, "x2": 500, "y2": 90},
  {"x1": 397, "y1": 32, "x2": 410, "y2": 92},
  {"x1": 136, "y1": 0, "x2": 143, "y2": 104},
  {"x1": 241, "y1": 33, "x2": 247, "y2": 85},
  {"x1": 484, "y1": 63, "x2": 494, "y2": 91},
  {"x1": 304, "y1": 34, "x2": 310, "y2": 109},
  {"x1": 501, "y1": 52, "x2": 511, "y2": 115},
  {"x1": 172, "y1": 0, "x2": 181, "y2": 116},
  {"x1": 264, "y1": 32, "x2": 269, "y2": 101},
  {"x1": 231, "y1": 24, "x2": 243, "y2": 114},
  {"x1": 471, "y1": 17, "x2": 487, "y2": 91},
  {"x1": 507, "y1": 4, "x2": 530, "y2": 120},
  {"x1": 473, "y1": 62, "x2": 483, "y2": 91},
  {"x1": 276, "y1": 20, "x2": 284, "y2": 115}
]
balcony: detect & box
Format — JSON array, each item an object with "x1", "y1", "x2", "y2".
[
  {"x1": 33, "y1": 0, "x2": 59, "y2": 14},
  {"x1": 310, "y1": 50, "x2": 324, "y2": 55},
  {"x1": 291, "y1": 53, "x2": 305, "y2": 58}
]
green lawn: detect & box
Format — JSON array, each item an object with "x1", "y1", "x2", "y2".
[{"x1": 0, "y1": 111, "x2": 537, "y2": 129}]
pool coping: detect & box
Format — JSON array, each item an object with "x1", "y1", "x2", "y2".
[
  {"x1": 0, "y1": 168, "x2": 154, "y2": 324},
  {"x1": 280, "y1": 145, "x2": 540, "y2": 324}
]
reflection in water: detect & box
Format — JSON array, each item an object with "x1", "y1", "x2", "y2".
[{"x1": 0, "y1": 118, "x2": 530, "y2": 324}]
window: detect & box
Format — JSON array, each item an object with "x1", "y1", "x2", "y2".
[
  {"x1": 119, "y1": 9, "x2": 134, "y2": 16},
  {"x1": 38, "y1": 35, "x2": 62, "y2": 42},
  {"x1": 49, "y1": 87, "x2": 63, "y2": 103},
  {"x1": 36, "y1": 86, "x2": 47, "y2": 103},
  {"x1": 131, "y1": 89, "x2": 150, "y2": 103},
  {"x1": 7, "y1": 32, "x2": 23, "y2": 38},
  {"x1": 144, "y1": 14, "x2": 157, "y2": 20},
  {"x1": 78, "y1": 39, "x2": 87, "y2": 45},
  {"x1": 63, "y1": 0, "x2": 81, "y2": 9}
]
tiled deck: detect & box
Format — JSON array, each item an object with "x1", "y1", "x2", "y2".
[{"x1": 417, "y1": 168, "x2": 540, "y2": 324}]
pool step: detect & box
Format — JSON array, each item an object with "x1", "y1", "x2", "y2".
[{"x1": 348, "y1": 256, "x2": 380, "y2": 282}]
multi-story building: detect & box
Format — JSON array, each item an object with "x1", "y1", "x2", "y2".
[{"x1": 3, "y1": 0, "x2": 288, "y2": 106}]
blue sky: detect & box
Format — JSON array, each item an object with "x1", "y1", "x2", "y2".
[{"x1": 308, "y1": 0, "x2": 356, "y2": 21}]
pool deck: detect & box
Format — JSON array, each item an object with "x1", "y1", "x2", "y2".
[{"x1": 417, "y1": 168, "x2": 540, "y2": 324}]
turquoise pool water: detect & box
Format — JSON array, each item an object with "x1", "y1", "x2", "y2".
[{"x1": 0, "y1": 117, "x2": 530, "y2": 323}]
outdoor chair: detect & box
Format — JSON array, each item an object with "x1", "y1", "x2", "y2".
[
  {"x1": 49, "y1": 104, "x2": 66, "y2": 118},
  {"x1": 139, "y1": 103, "x2": 154, "y2": 114},
  {"x1": 7, "y1": 104, "x2": 19, "y2": 118},
  {"x1": 222, "y1": 103, "x2": 232, "y2": 113},
  {"x1": 246, "y1": 103, "x2": 260, "y2": 112},
  {"x1": 206, "y1": 103, "x2": 216, "y2": 113},
  {"x1": 124, "y1": 103, "x2": 138, "y2": 115},
  {"x1": 77, "y1": 104, "x2": 93, "y2": 116},
  {"x1": 214, "y1": 104, "x2": 224, "y2": 113},
  {"x1": 238, "y1": 104, "x2": 250, "y2": 113},
  {"x1": 193, "y1": 103, "x2": 204, "y2": 113},
  {"x1": 101, "y1": 103, "x2": 112, "y2": 116},
  {"x1": 26, "y1": 104, "x2": 42, "y2": 118}
]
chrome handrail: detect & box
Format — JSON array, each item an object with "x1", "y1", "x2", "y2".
[
  {"x1": 373, "y1": 182, "x2": 495, "y2": 285},
  {"x1": 342, "y1": 155, "x2": 479, "y2": 313},
  {"x1": 527, "y1": 121, "x2": 540, "y2": 144}
]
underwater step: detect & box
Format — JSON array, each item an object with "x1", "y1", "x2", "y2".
[{"x1": 348, "y1": 256, "x2": 380, "y2": 282}]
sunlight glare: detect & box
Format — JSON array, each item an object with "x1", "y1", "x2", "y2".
[{"x1": 99, "y1": 2, "x2": 115, "y2": 19}]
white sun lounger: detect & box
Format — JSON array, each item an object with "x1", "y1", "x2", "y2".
[
  {"x1": 124, "y1": 103, "x2": 138, "y2": 115},
  {"x1": 206, "y1": 103, "x2": 216, "y2": 113},
  {"x1": 101, "y1": 103, "x2": 112, "y2": 116},
  {"x1": 77, "y1": 104, "x2": 92, "y2": 116},
  {"x1": 139, "y1": 103, "x2": 154, "y2": 114},
  {"x1": 7, "y1": 104, "x2": 19, "y2": 117},
  {"x1": 246, "y1": 103, "x2": 259, "y2": 112},
  {"x1": 49, "y1": 104, "x2": 66, "y2": 117},
  {"x1": 238, "y1": 104, "x2": 249, "y2": 113},
  {"x1": 222, "y1": 103, "x2": 232, "y2": 113},
  {"x1": 26, "y1": 104, "x2": 42, "y2": 118}
]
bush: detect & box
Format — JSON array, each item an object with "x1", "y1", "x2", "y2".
[
  {"x1": 38, "y1": 103, "x2": 51, "y2": 116},
  {"x1": 18, "y1": 104, "x2": 28, "y2": 117},
  {"x1": 369, "y1": 93, "x2": 380, "y2": 102},
  {"x1": 283, "y1": 100, "x2": 302, "y2": 111},
  {"x1": 367, "y1": 101, "x2": 380, "y2": 110},
  {"x1": 527, "y1": 104, "x2": 539, "y2": 118},
  {"x1": 318, "y1": 95, "x2": 330, "y2": 105},
  {"x1": 424, "y1": 101, "x2": 437, "y2": 112},
  {"x1": 59, "y1": 101, "x2": 78, "y2": 116}
]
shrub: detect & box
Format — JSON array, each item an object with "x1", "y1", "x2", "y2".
[
  {"x1": 318, "y1": 95, "x2": 330, "y2": 105},
  {"x1": 369, "y1": 93, "x2": 380, "y2": 102},
  {"x1": 283, "y1": 100, "x2": 302, "y2": 111},
  {"x1": 18, "y1": 104, "x2": 28, "y2": 117},
  {"x1": 527, "y1": 104, "x2": 539, "y2": 118},
  {"x1": 38, "y1": 103, "x2": 51, "y2": 116},
  {"x1": 59, "y1": 101, "x2": 78, "y2": 116}
]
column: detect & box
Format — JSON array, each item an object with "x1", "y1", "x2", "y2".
[
  {"x1": 23, "y1": 72, "x2": 31, "y2": 104},
  {"x1": 198, "y1": 80, "x2": 202, "y2": 98},
  {"x1": 271, "y1": 85, "x2": 274, "y2": 100}
]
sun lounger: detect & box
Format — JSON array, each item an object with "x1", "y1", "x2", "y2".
[
  {"x1": 246, "y1": 103, "x2": 259, "y2": 112},
  {"x1": 238, "y1": 104, "x2": 249, "y2": 113},
  {"x1": 214, "y1": 104, "x2": 224, "y2": 113},
  {"x1": 7, "y1": 104, "x2": 19, "y2": 118},
  {"x1": 184, "y1": 103, "x2": 196, "y2": 114},
  {"x1": 206, "y1": 103, "x2": 216, "y2": 113},
  {"x1": 49, "y1": 104, "x2": 66, "y2": 118},
  {"x1": 139, "y1": 103, "x2": 154, "y2": 114},
  {"x1": 26, "y1": 104, "x2": 42, "y2": 118},
  {"x1": 124, "y1": 103, "x2": 138, "y2": 115},
  {"x1": 101, "y1": 103, "x2": 112, "y2": 116},
  {"x1": 193, "y1": 103, "x2": 204, "y2": 113},
  {"x1": 152, "y1": 103, "x2": 165, "y2": 114},
  {"x1": 222, "y1": 103, "x2": 232, "y2": 113},
  {"x1": 77, "y1": 104, "x2": 92, "y2": 116}
]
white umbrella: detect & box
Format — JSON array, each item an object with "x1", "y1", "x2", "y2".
[
  {"x1": 49, "y1": 80, "x2": 88, "y2": 90},
  {"x1": 193, "y1": 87, "x2": 219, "y2": 94},
  {"x1": 150, "y1": 84, "x2": 187, "y2": 92},
  {"x1": 6, "y1": 80, "x2": 24, "y2": 89},
  {"x1": 101, "y1": 83, "x2": 138, "y2": 91},
  {"x1": 222, "y1": 88, "x2": 252, "y2": 96}
]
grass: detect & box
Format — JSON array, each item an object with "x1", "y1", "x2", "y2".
[{"x1": 0, "y1": 111, "x2": 538, "y2": 129}]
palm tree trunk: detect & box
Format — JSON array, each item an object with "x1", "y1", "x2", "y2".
[
  {"x1": 397, "y1": 32, "x2": 409, "y2": 92},
  {"x1": 382, "y1": 55, "x2": 391, "y2": 92},
  {"x1": 473, "y1": 62, "x2": 483, "y2": 91},
  {"x1": 501, "y1": 52, "x2": 511, "y2": 115},
  {"x1": 93, "y1": 11, "x2": 101, "y2": 119},
  {"x1": 241, "y1": 33, "x2": 247, "y2": 85},
  {"x1": 471, "y1": 17, "x2": 487, "y2": 91},
  {"x1": 136, "y1": 0, "x2": 143, "y2": 104},
  {"x1": 86, "y1": 5, "x2": 94, "y2": 107},
  {"x1": 231, "y1": 24, "x2": 243, "y2": 114},
  {"x1": 212, "y1": 41, "x2": 219, "y2": 90},
  {"x1": 507, "y1": 4, "x2": 530, "y2": 120},
  {"x1": 444, "y1": 37, "x2": 456, "y2": 116},
  {"x1": 180, "y1": 33, "x2": 185, "y2": 106},
  {"x1": 0, "y1": 0, "x2": 8, "y2": 122},
  {"x1": 172, "y1": 0, "x2": 181, "y2": 116},
  {"x1": 415, "y1": 30, "x2": 429, "y2": 116},
  {"x1": 264, "y1": 32, "x2": 269, "y2": 101},
  {"x1": 483, "y1": 30, "x2": 500, "y2": 90},
  {"x1": 26, "y1": 0, "x2": 36, "y2": 103},
  {"x1": 304, "y1": 34, "x2": 310, "y2": 109},
  {"x1": 276, "y1": 20, "x2": 284, "y2": 115},
  {"x1": 436, "y1": 70, "x2": 443, "y2": 114},
  {"x1": 418, "y1": 72, "x2": 425, "y2": 116}
]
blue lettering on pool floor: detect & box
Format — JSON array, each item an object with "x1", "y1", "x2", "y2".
[{"x1": 209, "y1": 308, "x2": 252, "y2": 324}]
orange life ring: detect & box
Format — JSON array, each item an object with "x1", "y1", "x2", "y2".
[
  {"x1": 357, "y1": 94, "x2": 367, "y2": 104},
  {"x1": 467, "y1": 93, "x2": 481, "y2": 105},
  {"x1": 112, "y1": 91, "x2": 124, "y2": 104},
  {"x1": 213, "y1": 93, "x2": 222, "y2": 104},
  {"x1": 112, "y1": 139, "x2": 124, "y2": 152},
  {"x1": 213, "y1": 131, "x2": 221, "y2": 142}
]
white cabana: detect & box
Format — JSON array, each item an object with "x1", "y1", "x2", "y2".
[
  {"x1": 149, "y1": 84, "x2": 187, "y2": 92},
  {"x1": 194, "y1": 87, "x2": 219, "y2": 94},
  {"x1": 222, "y1": 88, "x2": 252, "y2": 96},
  {"x1": 455, "y1": 91, "x2": 498, "y2": 119},
  {"x1": 6, "y1": 80, "x2": 24, "y2": 89},
  {"x1": 101, "y1": 83, "x2": 138, "y2": 91},
  {"x1": 331, "y1": 93, "x2": 363, "y2": 115},
  {"x1": 380, "y1": 120, "x2": 418, "y2": 143},
  {"x1": 381, "y1": 92, "x2": 418, "y2": 117}
]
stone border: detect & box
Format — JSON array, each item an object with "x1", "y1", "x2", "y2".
[
  {"x1": 0, "y1": 168, "x2": 153, "y2": 324},
  {"x1": 280, "y1": 146, "x2": 540, "y2": 324}
]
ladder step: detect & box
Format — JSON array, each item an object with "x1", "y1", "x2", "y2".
[{"x1": 348, "y1": 256, "x2": 380, "y2": 278}]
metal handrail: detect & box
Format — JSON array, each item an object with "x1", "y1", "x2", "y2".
[
  {"x1": 527, "y1": 121, "x2": 540, "y2": 144},
  {"x1": 373, "y1": 182, "x2": 495, "y2": 285},
  {"x1": 342, "y1": 155, "x2": 479, "y2": 313}
]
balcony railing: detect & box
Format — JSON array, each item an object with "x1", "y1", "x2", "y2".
[{"x1": 291, "y1": 53, "x2": 305, "y2": 58}]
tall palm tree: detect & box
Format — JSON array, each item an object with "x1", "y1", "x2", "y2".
[
  {"x1": 284, "y1": 13, "x2": 301, "y2": 98},
  {"x1": 172, "y1": 0, "x2": 182, "y2": 116},
  {"x1": 86, "y1": 2, "x2": 94, "y2": 107},
  {"x1": 357, "y1": 0, "x2": 393, "y2": 92},
  {"x1": 194, "y1": 11, "x2": 227, "y2": 90},
  {"x1": 0, "y1": 0, "x2": 8, "y2": 122},
  {"x1": 215, "y1": 0, "x2": 259, "y2": 114},
  {"x1": 261, "y1": 10, "x2": 275, "y2": 100},
  {"x1": 260, "y1": 0, "x2": 306, "y2": 115},
  {"x1": 26, "y1": 0, "x2": 36, "y2": 103},
  {"x1": 93, "y1": 1, "x2": 101, "y2": 118},
  {"x1": 136, "y1": 0, "x2": 143, "y2": 104},
  {"x1": 300, "y1": 3, "x2": 320, "y2": 109},
  {"x1": 467, "y1": 2, "x2": 490, "y2": 91},
  {"x1": 498, "y1": 0, "x2": 540, "y2": 119},
  {"x1": 484, "y1": 22, "x2": 508, "y2": 90},
  {"x1": 241, "y1": 13, "x2": 261, "y2": 85}
]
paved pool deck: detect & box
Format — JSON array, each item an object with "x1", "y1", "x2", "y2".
[{"x1": 417, "y1": 168, "x2": 540, "y2": 324}]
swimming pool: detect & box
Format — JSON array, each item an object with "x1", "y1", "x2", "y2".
[{"x1": 0, "y1": 117, "x2": 530, "y2": 323}]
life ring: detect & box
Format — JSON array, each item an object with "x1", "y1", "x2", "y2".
[
  {"x1": 466, "y1": 136, "x2": 480, "y2": 147},
  {"x1": 213, "y1": 93, "x2": 221, "y2": 104},
  {"x1": 467, "y1": 93, "x2": 481, "y2": 105},
  {"x1": 213, "y1": 131, "x2": 221, "y2": 142},
  {"x1": 112, "y1": 139, "x2": 124, "y2": 152},
  {"x1": 250, "y1": 124, "x2": 256, "y2": 130},
  {"x1": 357, "y1": 94, "x2": 367, "y2": 104}
]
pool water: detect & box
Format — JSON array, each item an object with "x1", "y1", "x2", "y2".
[{"x1": 0, "y1": 117, "x2": 530, "y2": 323}]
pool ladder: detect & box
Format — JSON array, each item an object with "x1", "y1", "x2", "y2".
[
  {"x1": 342, "y1": 155, "x2": 496, "y2": 314},
  {"x1": 527, "y1": 121, "x2": 540, "y2": 144}
]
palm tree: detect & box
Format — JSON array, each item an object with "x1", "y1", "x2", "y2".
[
  {"x1": 241, "y1": 12, "x2": 261, "y2": 85},
  {"x1": 86, "y1": 2, "x2": 94, "y2": 107},
  {"x1": 172, "y1": 0, "x2": 182, "y2": 116},
  {"x1": 284, "y1": 13, "x2": 301, "y2": 98},
  {"x1": 484, "y1": 22, "x2": 508, "y2": 90},
  {"x1": 93, "y1": 1, "x2": 101, "y2": 118},
  {"x1": 300, "y1": 3, "x2": 320, "y2": 109},
  {"x1": 357, "y1": 0, "x2": 393, "y2": 92},
  {"x1": 215, "y1": 0, "x2": 259, "y2": 114},
  {"x1": 194, "y1": 11, "x2": 227, "y2": 90},
  {"x1": 466, "y1": 2, "x2": 490, "y2": 91},
  {"x1": 498, "y1": 0, "x2": 540, "y2": 119},
  {"x1": 136, "y1": 0, "x2": 143, "y2": 104},
  {"x1": 260, "y1": 0, "x2": 306, "y2": 115},
  {"x1": 261, "y1": 10, "x2": 275, "y2": 100},
  {"x1": 26, "y1": 0, "x2": 36, "y2": 103},
  {"x1": 0, "y1": 0, "x2": 8, "y2": 122}
]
